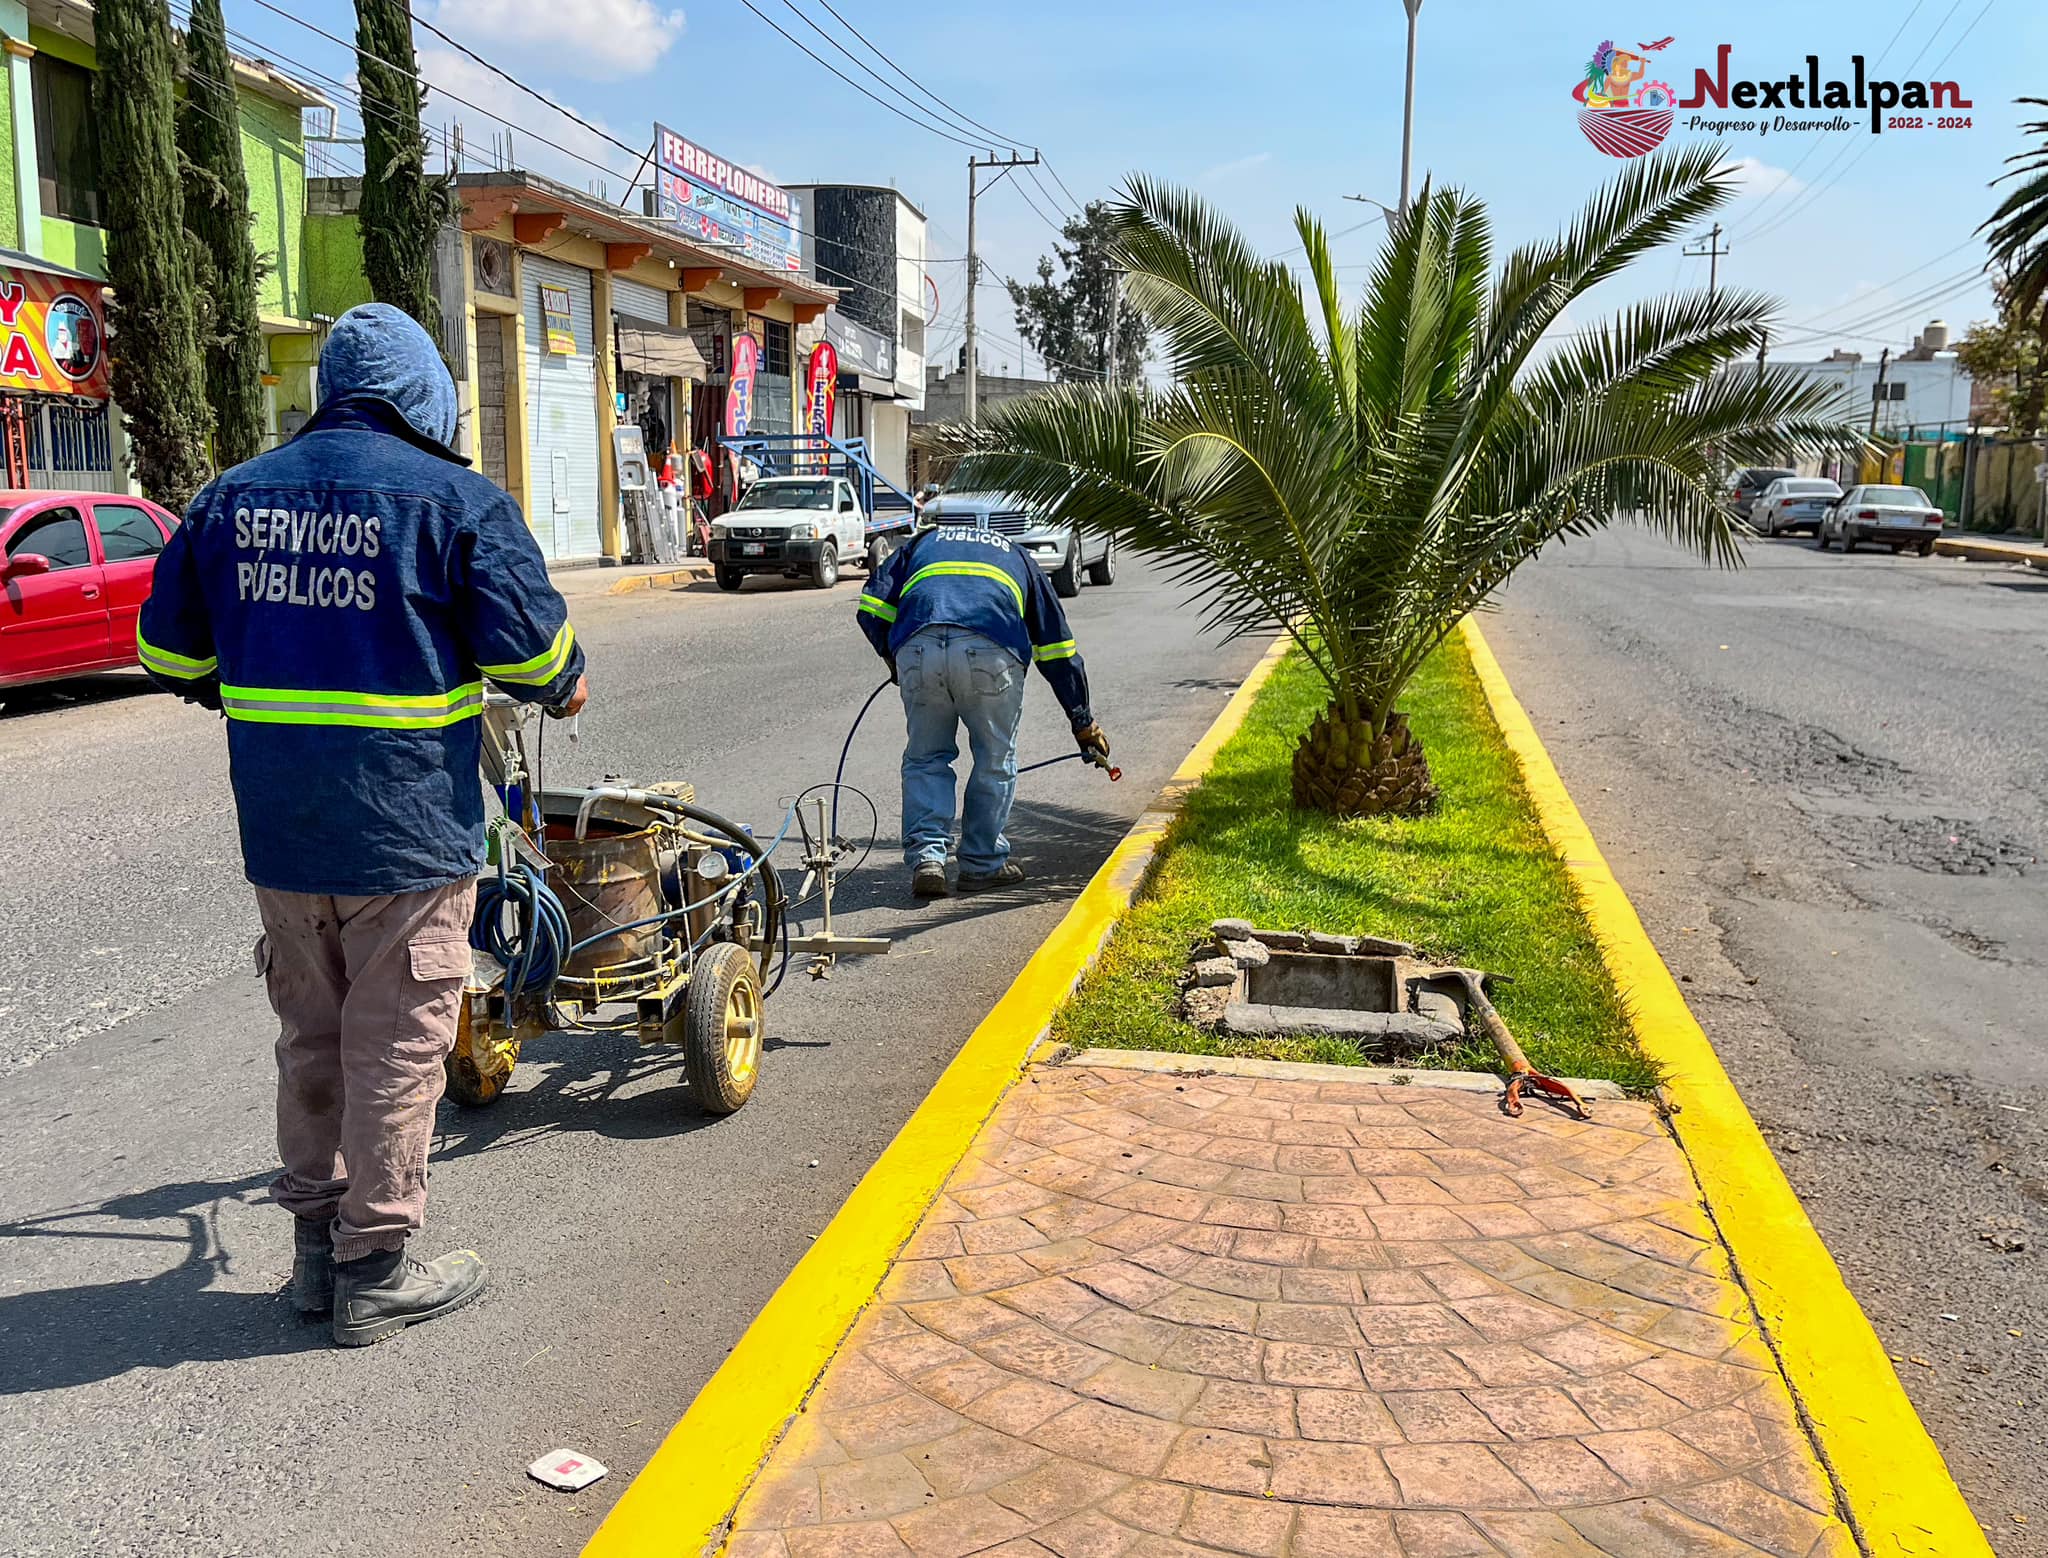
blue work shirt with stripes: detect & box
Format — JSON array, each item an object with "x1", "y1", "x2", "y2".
[
  {"x1": 857, "y1": 523, "x2": 1092, "y2": 729},
  {"x1": 137, "y1": 400, "x2": 584, "y2": 896}
]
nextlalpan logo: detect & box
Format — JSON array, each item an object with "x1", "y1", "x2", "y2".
[{"x1": 1574, "y1": 36, "x2": 1973, "y2": 158}]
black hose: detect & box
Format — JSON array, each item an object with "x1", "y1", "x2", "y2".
[{"x1": 833, "y1": 678, "x2": 894, "y2": 838}]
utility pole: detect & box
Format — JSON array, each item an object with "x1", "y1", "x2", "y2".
[
  {"x1": 964, "y1": 151, "x2": 1039, "y2": 424},
  {"x1": 1398, "y1": 0, "x2": 1422, "y2": 214},
  {"x1": 1683, "y1": 222, "x2": 1728, "y2": 297},
  {"x1": 1869, "y1": 347, "x2": 1891, "y2": 438},
  {"x1": 1105, "y1": 267, "x2": 1121, "y2": 388}
]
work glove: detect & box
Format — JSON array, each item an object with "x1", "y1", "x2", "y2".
[{"x1": 1074, "y1": 721, "x2": 1111, "y2": 766}]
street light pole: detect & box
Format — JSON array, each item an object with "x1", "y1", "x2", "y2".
[{"x1": 1398, "y1": 0, "x2": 1422, "y2": 215}]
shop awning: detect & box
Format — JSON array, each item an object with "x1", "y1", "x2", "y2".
[{"x1": 616, "y1": 320, "x2": 708, "y2": 379}]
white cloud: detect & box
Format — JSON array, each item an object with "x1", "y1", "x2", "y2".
[
  {"x1": 1724, "y1": 156, "x2": 1804, "y2": 202},
  {"x1": 428, "y1": 0, "x2": 684, "y2": 81},
  {"x1": 1198, "y1": 152, "x2": 1272, "y2": 184},
  {"x1": 418, "y1": 49, "x2": 644, "y2": 191}
]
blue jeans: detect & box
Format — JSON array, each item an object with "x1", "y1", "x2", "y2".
[{"x1": 897, "y1": 627, "x2": 1027, "y2": 874}]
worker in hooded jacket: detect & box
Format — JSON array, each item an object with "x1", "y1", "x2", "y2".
[
  {"x1": 858, "y1": 507, "x2": 1110, "y2": 897},
  {"x1": 137, "y1": 304, "x2": 588, "y2": 1347}
]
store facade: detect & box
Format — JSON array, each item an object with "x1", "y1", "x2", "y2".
[
  {"x1": 309, "y1": 166, "x2": 832, "y2": 563},
  {"x1": 786, "y1": 183, "x2": 928, "y2": 488},
  {"x1": 2, "y1": 0, "x2": 329, "y2": 489}
]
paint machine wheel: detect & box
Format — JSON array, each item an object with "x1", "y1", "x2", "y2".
[
  {"x1": 675, "y1": 941, "x2": 764, "y2": 1116},
  {"x1": 444, "y1": 997, "x2": 522, "y2": 1108}
]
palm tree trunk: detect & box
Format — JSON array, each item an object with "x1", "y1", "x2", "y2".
[{"x1": 1291, "y1": 704, "x2": 1438, "y2": 818}]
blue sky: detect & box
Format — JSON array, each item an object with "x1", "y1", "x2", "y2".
[{"x1": 243, "y1": 0, "x2": 2042, "y2": 374}]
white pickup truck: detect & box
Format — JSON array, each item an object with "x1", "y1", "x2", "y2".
[{"x1": 707, "y1": 475, "x2": 870, "y2": 591}]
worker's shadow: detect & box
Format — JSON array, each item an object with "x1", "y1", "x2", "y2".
[
  {"x1": 804, "y1": 796, "x2": 1137, "y2": 941},
  {"x1": 0, "y1": 1173, "x2": 324, "y2": 1395}
]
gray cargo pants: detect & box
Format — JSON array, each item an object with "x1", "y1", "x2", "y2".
[{"x1": 253, "y1": 879, "x2": 476, "y2": 1262}]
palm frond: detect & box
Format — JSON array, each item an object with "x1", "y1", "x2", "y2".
[{"x1": 950, "y1": 146, "x2": 1865, "y2": 738}]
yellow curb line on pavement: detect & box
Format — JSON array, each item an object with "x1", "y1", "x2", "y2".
[
  {"x1": 608, "y1": 564, "x2": 713, "y2": 595},
  {"x1": 584, "y1": 635, "x2": 1292, "y2": 1558},
  {"x1": 1932, "y1": 535, "x2": 2048, "y2": 570},
  {"x1": 1459, "y1": 615, "x2": 1988, "y2": 1558}
]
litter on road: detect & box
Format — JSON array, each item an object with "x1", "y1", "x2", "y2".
[{"x1": 527, "y1": 1449, "x2": 607, "y2": 1492}]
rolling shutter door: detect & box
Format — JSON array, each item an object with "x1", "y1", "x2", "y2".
[
  {"x1": 610, "y1": 276, "x2": 670, "y2": 326},
  {"x1": 522, "y1": 255, "x2": 601, "y2": 561}
]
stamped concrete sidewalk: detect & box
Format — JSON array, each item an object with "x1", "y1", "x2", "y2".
[{"x1": 725, "y1": 1058, "x2": 1852, "y2": 1558}]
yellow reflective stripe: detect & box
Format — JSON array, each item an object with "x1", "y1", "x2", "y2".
[
  {"x1": 219, "y1": 681, "x2": 486, "y2": 730},
  {"x1": 223, "y1": 703, "x2": 485, "y2": 730},
  {"x1": 902, "y1": 562, "x2": 1024, "y2": 614},
  {"x1": 220, "y1": 680, "x2": 483, "y2": 712},
  {"x1": 135, "y1": 630, "x2": 217, "y2": 679},
  {"x1": 480, "y1": 621, "x2": 575, "y2": 686},
  {"x1": 858, "y1": 595, "x2": 898, "y2": 622},
  {"x1": 1034, "y1": 639, "x2": 1077, "y2": 662}
]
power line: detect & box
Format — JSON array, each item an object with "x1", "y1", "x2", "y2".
[
  {"x1": 1736, "y1": 0, "x2": 1994, "y2": 245},
  {"x1": 735, "y1": 0, "x2": 985, "y2": 151},
  {"x1": 769, "y1": 0, "x2": 1014, "y2": 151},
  {"x1": 236, "y1": 0, "x2": 645, "y2": 186},
  {"x1": 809, "y1": 0, "x2": 1028, "y2": 150},
  {"x1": 1729, "y1": 0, "x2": 1926, "y2": 235},
  {"x1": 406, "y1": 9, "x2": 649, "y2": 164}
]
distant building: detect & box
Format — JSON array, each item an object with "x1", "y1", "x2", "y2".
[
  {"x1": 1727, "y1": 319, "x2": 1975, "y2": 436},
  {"x1": 908, "y1": 360, "x2": 1054, "y2": 488},
  {"x1": 786, "y1": 183, "x2": 928, "y2": 487}
]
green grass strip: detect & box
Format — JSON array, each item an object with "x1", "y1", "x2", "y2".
[{"x1": 1053, "y1": 635, "x2": 1659, "y2": 1090}]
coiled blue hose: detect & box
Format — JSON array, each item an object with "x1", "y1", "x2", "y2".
[{"x1": 471, "y1": 863, "x2": 572, "y2": 995}]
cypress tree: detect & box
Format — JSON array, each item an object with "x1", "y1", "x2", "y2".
[
  {"x1": 178, "y1": 0, "x2": 266, "y2": 470},
  {"x1": 354, "y1": 0, "x2": 444, "y2": 331},
  {"x1": 95, "y1": 0, "x2": 212, "y2": 509}
]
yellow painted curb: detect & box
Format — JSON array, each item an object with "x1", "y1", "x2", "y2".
[
  {"x1": 1932, "y1": 536, "x2": 2048, "y2": 571},
  {"x1": 1459, "y1": 616, "x2": 1989, "y2": 1558},
  {"x1": 584, "y1": 635, "x2": 1293, "y2": 1558},
  {"x1": 608, "y1": 564, "x2": 712, "y2": 595}
]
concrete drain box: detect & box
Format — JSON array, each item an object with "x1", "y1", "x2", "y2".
[{"x1": 1182, "y1": 921, "x2": 1465, "y2": 1052}]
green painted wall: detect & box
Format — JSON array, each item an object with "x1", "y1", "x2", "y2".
[
  {"x1": 19, "y1": 21, "x2": 311, "y2": 312},
  {"x1": 305, "y1": 211, "x2": 374, "y2": 319},
  {"x1": 238, "y1": 93, "x2": 306, "y2": 320},
  {"x1": 42, "y1": 215, "x2": 104, "y2": 273}
]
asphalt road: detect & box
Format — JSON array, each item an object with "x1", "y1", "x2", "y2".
[
  {"x1": 1489, "y1": 528, "x2": 2047, "y2": 1550},
  {"x1": 0, "y1": 558, "x2": 1262, "y2": 1558}
]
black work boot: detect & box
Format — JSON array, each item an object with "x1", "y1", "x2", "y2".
[
  {"x1": 911, "y1": 862, "x2": 948, "y2": 898},
  {"x1": 291, "y1": 1216, "x2": 336, "y2": 1316},
  {"x1": 332, "y1": 1245, "x2": 488, "y2": 1347},
  {"x1": 957, "y1": 861, "x2": 1025, "y2": 894}
]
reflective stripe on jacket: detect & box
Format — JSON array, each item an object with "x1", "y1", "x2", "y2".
[
  {"x1": 856, "y1": 524, "x2": 1091, "y2": 728},
  {"x1": 138, "y1": 399, "x2": 585, "y2": 895}
]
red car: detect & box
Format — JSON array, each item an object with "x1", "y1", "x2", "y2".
[{"x1": 1, "y1": 490, "x2": 181, "y2": 690}]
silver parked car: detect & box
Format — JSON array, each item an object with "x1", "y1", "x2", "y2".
[
  {"x1": 921, "y1": 490, "x2": 1114, "y2": 599},
  {"x1": 1751, "y1": 477, "x2": 1841, "y2": 537},
  {"x1": 1817, "y1": 484, "x2": 1946, "y2": 556}
]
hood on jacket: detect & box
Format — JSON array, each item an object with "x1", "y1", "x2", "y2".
[{"x1": 317, "y1": 304, "x2": 459, "y2": 452}]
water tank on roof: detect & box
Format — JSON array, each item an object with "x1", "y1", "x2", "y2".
[{"x1": 1921, "y1": 319, "x2": 1950, "y2": 352}]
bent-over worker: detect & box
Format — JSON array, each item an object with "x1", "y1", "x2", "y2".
[
  {"x1": 857, "y1": 512, "x2": 1110, "y2": 898},
  {"x1": 137, "y1": 304, "x2": 588, "y2": 1346}
]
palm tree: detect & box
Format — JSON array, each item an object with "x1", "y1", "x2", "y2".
[
  {"x1": 946, "y1": 144, "x2": 1862, "y2": 818},
  {"x1": 1983, "y1": 98, "x2": 2048, "y2": 324}
]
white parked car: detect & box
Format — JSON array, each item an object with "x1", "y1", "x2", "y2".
[
  {"x1": 707, "y1": 475, "x2": 870, "y2": 590},
  {"x1": 1751, "y1": 477, "x2": 1841, "y2": 537},
  {"x1": 1817, "y1": 484, "x2": 1946, "y2": 556}
]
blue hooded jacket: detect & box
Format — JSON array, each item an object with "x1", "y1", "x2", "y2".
[
  {"x1": 856, "y1": 521, "x2": 1092, "y2": 729},
  {"x1": 138, "y1": 303, "x2": 585, "y2": 896}
]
